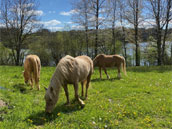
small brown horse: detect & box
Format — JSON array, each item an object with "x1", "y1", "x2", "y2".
[
  {"x1": 23, "y1": 55, "x2": 41, "y2": 90},
  {"x1": 44, "y1": 55, "x2": 93, "y2": 113},
  {"x1": 93, "y1": 54, "x2": 126, "y2": 79}
]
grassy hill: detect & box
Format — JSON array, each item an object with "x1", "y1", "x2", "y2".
[{"x1": 0, "y1": 66, "x2": 172, "y2": 128}]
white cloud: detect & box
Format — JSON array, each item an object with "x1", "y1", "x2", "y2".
[
  {"x1": 47, "y1": 26, "x2": 64, "y2": 32},
  {"x1": 9, "y1": 7, "x2": 43, "y2": 16},
  {"x1": 139, "y1": 19, "x2": 156, "y2": 28},
  {"x1": 48, "y1": 11, "x2": 56, "y2": 14},
  {"x1": 33, "y1": 10, "x2": 43, "y2": 16},
  {"x1": 66, "y1": 21, "x2": 73, "y2": 24},
  {"x1": 88, "y1": 16, "x2": 105, "y2": 22},
  {"x1": 41, "y1": 20, "x2": 61, "y2": 27},
  {"x1": 26, "y1": 10, "x2": 43, "y2": 16},
  {"x1": 23, "y1": 3, "x2": 34, "y2": 8},
  {"x1": 0, "y1": 23, "x2": 5, "y2": 27},
  {"x1": 60, "y1": 9, "x2": 78, "y2": 16},
  {"x1": 71, "y1": 25, "x2": 84, "y2": 30}
]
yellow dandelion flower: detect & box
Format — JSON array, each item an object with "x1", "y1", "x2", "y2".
[
  {"x1": 57, "y1": 113, "x2": 61, "y2": 116},
  {"x1": 115, "y1": 120, "x2": 119, "y2": 126}
]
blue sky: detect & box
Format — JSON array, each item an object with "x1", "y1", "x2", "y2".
[{"x1": 38, "y1": 0, "x2": 76, "y2": 31}]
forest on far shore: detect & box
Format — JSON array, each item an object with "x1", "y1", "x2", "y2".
[
  {"x1": 1, "y1": 0, "x2": 172, "y2": 66},
  {"x1": 1, "y1": 27, "x2": 172, "y2": 66}
]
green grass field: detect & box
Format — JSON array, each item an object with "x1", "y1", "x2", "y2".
[{"x1": 0, "y1": 66, "x2": 172, "y2": 129}]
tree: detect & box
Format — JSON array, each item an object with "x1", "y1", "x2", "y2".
[
  {"x1": 0, "y1": 0, "x2": 41, "y2": 65},
  {"x1": 118, "y1": 0, "x2": 128, "y2": 66},
  {"x1": 107, "y1": 0, "x2": 117, "y2": 54},
  {"x1": 0, "y1": 42, "x2": 13, "y2": 65},
  {"x1": 72, "y1": 0, "x2": 91, "y2": 56},
  {"x1": 146, "y1": 0, "x2": 172, "y2": 65},
  {"x1": 89, "y1": 0, "x2": 106, "y2": 57},
  {"x1": 125, "y1": 0, "x2": 143, "y2": 66},
  {"x1": 161, "y1": 0, "x2": 172, "y2": 64}
]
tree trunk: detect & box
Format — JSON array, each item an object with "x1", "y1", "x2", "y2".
[
  {"x1": 112, "y1": 22, "x2": 116, "y2": 54},
  {"x1": 15, "y1": 48, "x2": 20, "y2": 66},
  {"x1": 157, "y1": 27, "x2": 162, "y2": 65},
  {"x1": 94, "y1": 0, "x2": 99, "y2": 57},
  {"x1": 135, "y1": 0, "x2": 140, "y2": 66},
  {"x1": 85, "y1": 28, "x2": 89, "y2": 56},
  {"x1": 162, "y1": 23, "x2": 169, "y2": 65},
  {"x1": 162, "y1": 0, "x2": 171, "y2": 64}
]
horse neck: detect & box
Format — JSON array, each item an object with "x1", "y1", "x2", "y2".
[{"x1": 50, "y1": 70, "x2": 63, "y2": 93}]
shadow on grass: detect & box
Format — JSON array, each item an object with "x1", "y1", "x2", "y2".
[
  {"x1": 26, "y1": 102, "x2": 83, "y2": 126},
  {"x1": 91, "y1": 77, "x2": 120, "y2": 82},
  {"x1": 12, "y1": 83, "x2": 29, "y2": 93}
]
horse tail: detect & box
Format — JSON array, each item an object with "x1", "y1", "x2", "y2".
[
  {"x1": 122, "y1": 57, "x2": 127, "y2": 76},
  {"x1": 33, "y1": 57, "x2": 40, "y2": 88}
]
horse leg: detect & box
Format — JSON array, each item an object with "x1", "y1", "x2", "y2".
[
  {"x1": 117, "y1": 67, "x2": 121, "y2": 79},
  {"x1": 81, "y1": 81, "x2": 84, "y2": 97},
  {"x1": 30, "y1": 73, "x2": 34, "y2": 89},
  {"x1": 34, "y1": 74, "x2": 40, "y2": 90},
  {"x1": 85, "y1": 74, "x2": 91, "y2": 99},
  {"x1": 36, "y1": 78, "x2": 40, "y2": 91},
  {"x1": 103, "y1": 67, "x2": 110, "y2": 79},
  {"x1": 99, "y1": 67, "x2": 102, "y2": 79},
  {"x1": 63, "y1": 84, "x2": 70, "y2": 105},
  {"x1": 74, "y1": 83, "x2": 85, "y2": 108}
]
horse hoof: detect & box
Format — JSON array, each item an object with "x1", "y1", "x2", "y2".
[
  {"x1": 80, "y1": 103, "x2": 85, "y2": 108},
  {"x1": 80, "y1": 100, "x2": 85, "y2": 108}
]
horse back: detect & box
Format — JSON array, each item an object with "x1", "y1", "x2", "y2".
[
  {"x1": 24, "y1": 55, "x2": 41, "y2": 77},
  {"x1": 95, "y1": 54, "x2": 124, "y2": 67}
]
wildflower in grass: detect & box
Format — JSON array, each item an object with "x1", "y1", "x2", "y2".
[
  {"x1": 57, "y1": 112, "x2": 60, "y2": 116},
  {"x1": 42, "y1": 117, "x2": 46, "y2": 121},
  {"x1": 56, "y1": 123, "x2": 61, "y2": 127},
  {"x1": 92, "y1": 121, "x2": 96, "y2": 125},
  {"x1": 110, "y1": 120, "x2": 113, "y2": 124},
  {"x1": 144, "y1": 116, "x2": 151, "y2": 123},
  {"x1": 114, "y1": 120, "x2": 119, "y2": 126},
  {"x1": 27, "y1": 119, "x2": 33, "y2": 123},
  {"x1": 147, "y1": 124, "x2": 151, "y2": 127},
  {"x1": 133, "y1": 112, "x2": 137, "y2": 116}
]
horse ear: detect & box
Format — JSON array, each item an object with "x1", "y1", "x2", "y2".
[{"x1": 44, "y1": 87, "x2": 48, "y2": 91}]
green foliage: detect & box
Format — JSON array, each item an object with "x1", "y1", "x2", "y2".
[
  {"x1": 29, "y1": 36, "x2": 51, "y2": 66},
  {"x1": 0, "y1": 66, "x2": 172, "y2": 128},
  {"x1": 142, "y1": 36, "x2": 157, "y2": 65},
  {"x1": 0, "y1": 43, "x2": 13, "y2": 65}
]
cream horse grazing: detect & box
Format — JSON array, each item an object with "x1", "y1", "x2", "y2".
[
  {"x1": 23, "y1": 55, "x2": 41, "y2": 90},
  {"x1": 44, "y1": 55, "x2": 93, "y2": 113},
  {"x1": 93, "y1": 54, "x2": 126, "y2": 79}
]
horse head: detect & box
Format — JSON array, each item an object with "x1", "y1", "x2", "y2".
[
  {"x1": 44, "y1": 86, "x2": 58, "y2": 113},
  {"x1": 23, "y1": 71, "x2": 29, "y2": 84}
]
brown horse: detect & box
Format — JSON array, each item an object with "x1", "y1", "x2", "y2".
[
  {"x1": 44, "y1": 55, "x2": 93, "y2": 113},
  {"x1": 23, "y1": 55, "x2": 41, "y2": 90},
  {"x1": 93, "y1": 54, "x2": 126, "y2": 79}
]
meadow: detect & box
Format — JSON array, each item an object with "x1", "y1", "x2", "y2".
[{"x1": 0, "y1": 66, "x2": 172, "y2": 129}]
